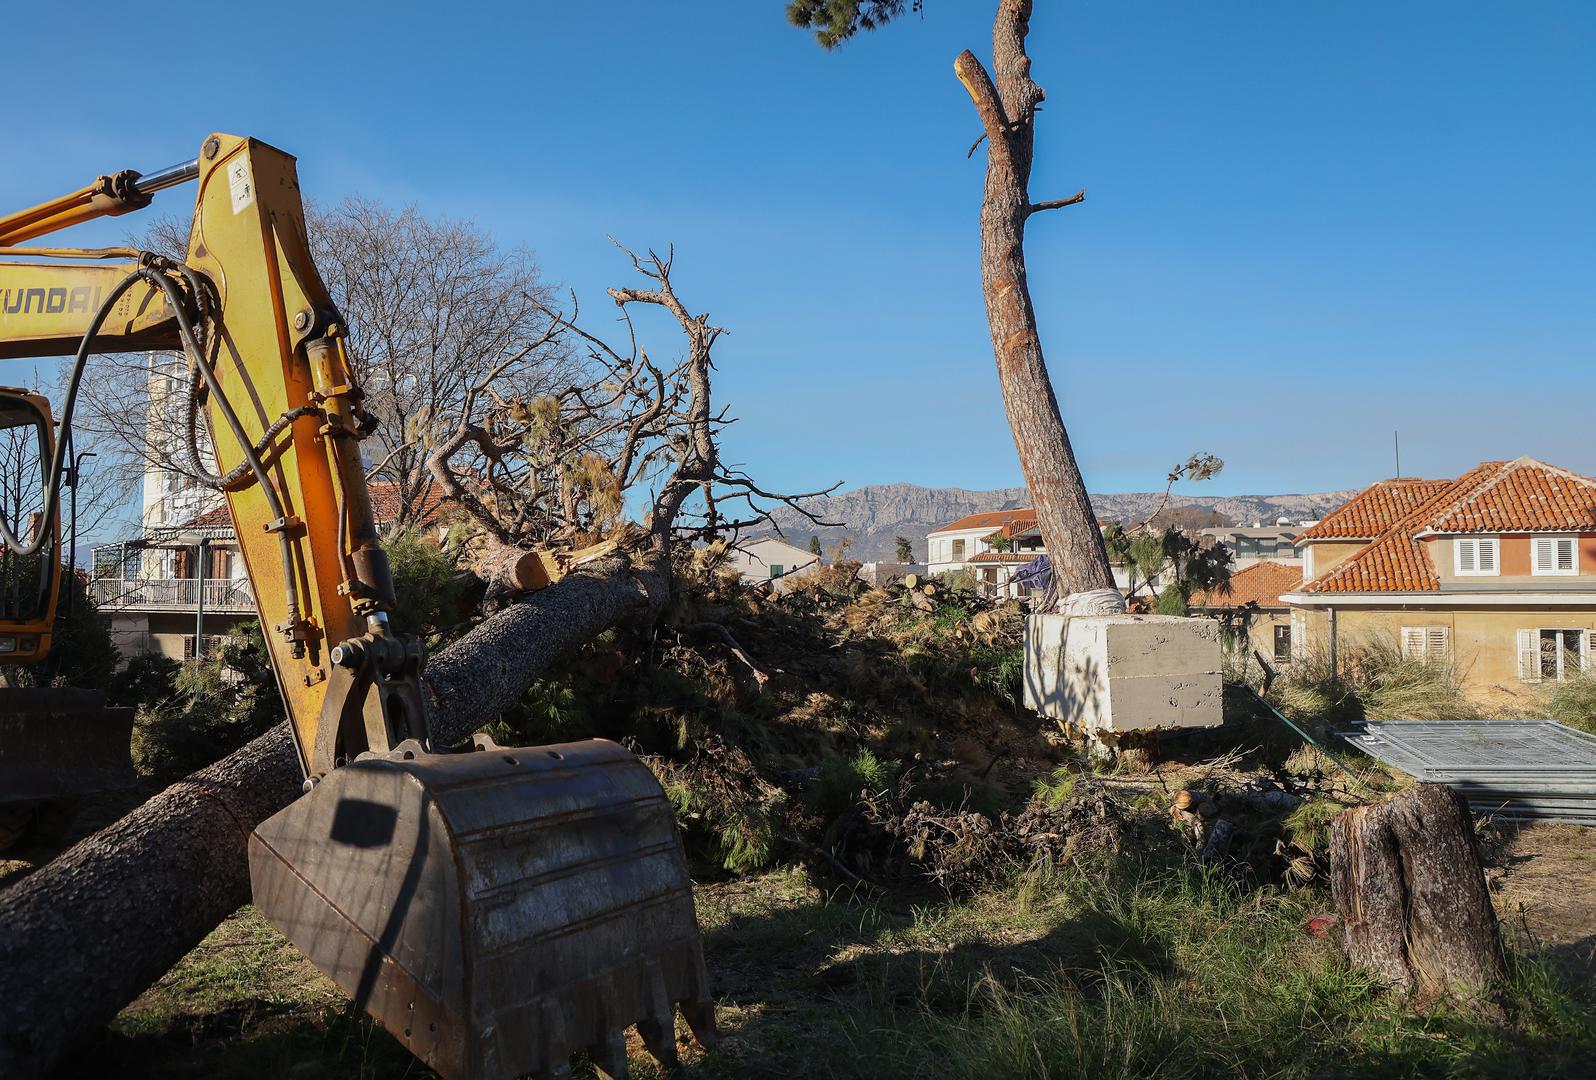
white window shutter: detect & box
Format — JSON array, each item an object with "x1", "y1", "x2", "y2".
[
  {"x1": 1478, "y1": 540, "x2": 1496, "y2": 573},
  {"x1": 1517, "y1": 629, "x2": 1540, "y2": 682},
  {"x1": 1457, "y1": 540, "x2": 1475, "y2": 573},
  {"x1": 1535, "y1": 537, "x2": 1554, "y2": 572},
  {"x1": 1426, "y1": 626, "x2": 1450, "y2": 661},
  {"x1": 1558, "y1": 538, "x2": 1576, "y2": 572},
  {"x1": 1402, "y1": 626, "x2": 1425, "y2": 660}
]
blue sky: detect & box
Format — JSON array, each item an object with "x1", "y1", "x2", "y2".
[{"x1": 3, "y1": 1, "x2": 1592, "y2": 506}]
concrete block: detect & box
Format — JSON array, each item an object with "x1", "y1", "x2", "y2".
[{"x1": 1023, "y1": 613, "x2": 1222, "y2": 734}]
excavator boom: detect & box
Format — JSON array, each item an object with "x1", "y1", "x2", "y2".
[{"x1": 0, "y1": 134, "x2": 714, "y2": 1079}]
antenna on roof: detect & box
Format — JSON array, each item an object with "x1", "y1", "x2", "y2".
[{"x1": 1394, "y1": 431, "x2": 1402, "y2": 478}]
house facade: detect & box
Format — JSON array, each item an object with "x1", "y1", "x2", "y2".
[
  {"x1": 724, "y1": 537, "x2": 821, "y2": 588},
  {"x1": 926, "y1": 510, "x2": 1047, "y2": 598},
  {"x1": 89, "y1": 353, "x2": 448, "y2": 663},
  {"x1": 1191, "y1": 560, "x2": 1301, "y2": 666},
  {"x1": 1198, "y1": 522, "x2": 1306, "y2": 569},
  {"x1": 1283, "y1": 458, "x2": 1596, "y2": 702},
  {"x1": 926, "y1": 508, "x2": 1154, "y2": 600}
]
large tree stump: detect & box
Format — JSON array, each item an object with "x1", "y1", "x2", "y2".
[{"x1": 1329, "y1": 783, "x2": 1504, "y2": 1004}]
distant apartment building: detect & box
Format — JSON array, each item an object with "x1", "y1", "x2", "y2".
[
  {"x1": 1282, "y1": 458, "x2": 1596, "y2": 702},
  {"x1": 89, "y1": 353, "x2": 443, "y2": 664},
  {"x1": 1198, "y1": 522, "x2": 1308, "y2": 569}
]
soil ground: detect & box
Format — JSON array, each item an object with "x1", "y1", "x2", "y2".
[{"x1": 1487, "y1": 821, "x2": 1596, "y2": 984}]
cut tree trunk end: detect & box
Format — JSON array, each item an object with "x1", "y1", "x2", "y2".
[{"x1": 1329, "y1": 783, "x2": 1504, "y2": 1008}]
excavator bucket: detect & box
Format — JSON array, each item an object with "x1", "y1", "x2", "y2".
[
  {"x1": 248, "y1": 736, "x2": 716, "y2": 1080},
  {"x1": 0, "y1": 688, "x2": 136, "y2": 807}
]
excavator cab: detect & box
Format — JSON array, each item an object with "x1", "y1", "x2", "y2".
[
  {"x1": 0, "y1": 389, "x2": 135, "y2": 849},
  {"x1": 0, "y1": 135, "x2": 713, "y2": 1078}
]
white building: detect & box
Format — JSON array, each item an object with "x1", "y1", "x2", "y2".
[
  {"x1": 926, "y1": 508, "x2": 1159, "y2": 600},
  {"x1": 723, "y1": 537, "x2": 821, "y2": 587},
  {"x1": 926, "y1": 510, "x2": 1047, "y2": 598},
  {"x1": 90, "y1": 353, "x2": 441, "y2": 664}
]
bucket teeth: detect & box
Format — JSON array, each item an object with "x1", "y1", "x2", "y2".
[
  {"x1": 681, "y1": 999, "x2": 719, "y2": 1051},
  {"x1": 637, "y1": 960, "x2": 682, "y2": 1068},
  {"x1": 248, "y1": 738, "x2": 718, "y2": 1080},
  {"x1": 590, "y1": 1028, "x2": 630, "y2": 1080}
]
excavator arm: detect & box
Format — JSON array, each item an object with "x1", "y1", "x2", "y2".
[
  {"x1": 0, "y1": 134, "x2": 715, "y2": 1079},
  {"x1": 0, "y1": 135, "x2": 421, "y2": 778}
]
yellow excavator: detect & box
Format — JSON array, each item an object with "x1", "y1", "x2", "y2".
[{"x1": 0, "y1": 134, "x2": 715, "y2": 1079}]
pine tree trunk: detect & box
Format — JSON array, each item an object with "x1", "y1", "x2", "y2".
[
  {"x1": 954, "y1": 1, "x2": 1119, "y2": 603},
  {"x1": 1329, "y1": 783, "x2": 1505, "y2": 1005},
  {"x1": 0, "y1": 556, "x2": 669, "y2": 1080}
]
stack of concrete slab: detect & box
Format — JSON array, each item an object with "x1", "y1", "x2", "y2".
[
  {"x1": 1341, "y1": 720, "x2": 1596, "y2": 824},
  {"x1": 1023, "y1": 613, "x2": 1223, "y2": 737}
]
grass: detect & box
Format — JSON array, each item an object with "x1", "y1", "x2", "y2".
[
  {"x1": 1541, "y1": 672, "x2": 1596, "y2": 735},
  {"x1": 68, "y1": 848, "x2": 1596, "y2": 1080},
  {"x1": 697, "y1": 858, "x2": 1596, "y2": 1079},
  {"x1": 1270, "y1": 633, "x2": 1488, "y2": 746}
]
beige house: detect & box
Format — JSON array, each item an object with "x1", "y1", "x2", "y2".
[
  {"x1": 1282, "y1": 458, "x2": 1596, "y2": 704},
  {"x1": 1191, "y1": 561, "x2": 1301, "y2": 667}
]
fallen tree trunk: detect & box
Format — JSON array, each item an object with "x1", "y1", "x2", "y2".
[
  {"x1": 0, "y1": 555, "x2": 668, "y2": 1080},
  {"x1": 1329, "y1": 783, "x2": 1504, "y2": 1006}
]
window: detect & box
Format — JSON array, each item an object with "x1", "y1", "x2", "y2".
[
  {"x1": 1518, "y1": 628, "x2": 1586, "y2": 683},
  {"x1": 1401, "y1": 625, "x2": 1451, "y2": 663},
  {"x1": 1273, "y1": 624, "x2": 1292, "y2": 662},
  {"x1": 182, "y1": 634, "x2": 224, "y2": 661},
  {"x1": 951, "y1": 538, "x2": 967, "y2": 560},
  {"x1": 768, "y1": 564, "x2": 785, "y2": 579},
  {"x1": 1454, "y1": 538, "x2": 1499, "y2": 576},
  {"x1": 1532, "y1": 536, "x2": 1578, "y2": 576}
]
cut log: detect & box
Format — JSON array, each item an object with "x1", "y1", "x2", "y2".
[
  {"x1": 472, "y1": 537, "x2": 621, "y2": 593},
  {"x1": 0, "y1": 555, "x2": 668, "y2": 1080},
  {"x1": 1329, "y1": 783, "x2": 1504, "y2": 1005},
  {"x1": 901, "y1": 573, "x2": 919, "y2": 590}
]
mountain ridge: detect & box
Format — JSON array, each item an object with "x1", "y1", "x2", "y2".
[{"x1": 752, "y1": 482, "x2": 1356, "y2": 562}]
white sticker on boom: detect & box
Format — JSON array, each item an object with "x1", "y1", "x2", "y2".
[{"x1": 228, "y1": 160, "x2": 254, "y2": 215}]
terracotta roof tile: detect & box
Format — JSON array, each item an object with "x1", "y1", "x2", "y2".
[
  {"x1": 177, "y1": 480, "x2": 449, "y2": 533},
  {"x1": 932, "y1": 509, "x2": 1034, "y2": 534},
  {"x1": 1300, "y1": 460, "x2": 1575, "y2": 594},
  {"x1": 1426, "y1": 457, "x2": 1596, "y2": 534},
  {"x1": 935, "y1": 509, "x2": 1111, "y2": 538},
  {"x1": 968, "y1": 550, "x2": 1035, "y2": 564},
  {"x1": 1296, "y1": 478, "x2": 1452, "y2": 541},
  {"x1": 1191, "y1": 560, "x2": 1302, "y2": 610}
]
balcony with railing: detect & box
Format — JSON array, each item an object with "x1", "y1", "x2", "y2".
[{"x1": 89, "y1": 576, "x2": 255, "y2": 614}]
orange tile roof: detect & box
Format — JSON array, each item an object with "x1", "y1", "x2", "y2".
[
  {"x1": 1301, "y1": 458, "x2": 1596, "y2": 594},
  {"x1": 1191, "y1": 560, "x2": 1301, "y2": 610},
  {"x1": 935, "y1": 508, "x2": 1113, "y2": 537},
  {"x1": 1427, "y1": 457, "x2": 1596, "y2": 534},
  {"x1": 933, "y1": 509, "x2": 1034, "y2": 534},
  {"x1": 1296, "y1": 478, "x2": 1451, "y2": 541},
  {"x1": 968, "y1": 550, "x2": 1035, "y2": 564},
  {"x1": 178, "y1": 481, "x2": 449, "y2": 533}
]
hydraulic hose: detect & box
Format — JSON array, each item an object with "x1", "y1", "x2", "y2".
[{"x1": 1, "y1": 258, "x2": 313, "y2": 649}]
